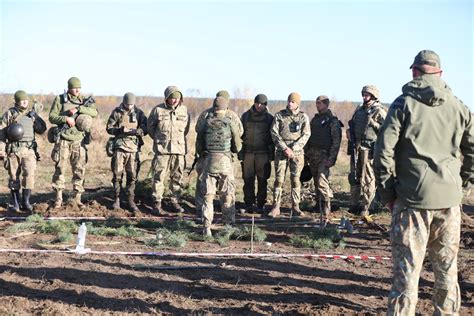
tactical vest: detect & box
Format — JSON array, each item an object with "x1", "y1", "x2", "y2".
[
  {"x1": 13, "y1": 110, "x2": 35, "y2": 142},
  {"x1": 204, "y1": 114, "x2": 232, "y2": 153},
  {"x1": 308, "y1": 114, "x2": 336, "y2": 151},
  {"x1": 352, "y1": 104, "x2": 381, "y2": 143},
  {"x1": 242, "y1": 109, "x2": 272, "y2": 153},
  {"x1": 279, "y1": 110, "x2": 306, "y2": 143}
]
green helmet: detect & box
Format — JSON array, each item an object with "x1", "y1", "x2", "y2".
[
  {"x1": 7, "y1": 123, "x2": 24, "y2": 141},
  {"x1": 76, "y1": 114, "x2": 92, "y2": 132},
  {"x1": 361, "y1": 85, "x2": 380, "y2": 100}
]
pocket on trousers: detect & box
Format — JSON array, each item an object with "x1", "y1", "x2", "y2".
[{"x1": 51, "y1": 142, "x2": 61, "y2": 163}]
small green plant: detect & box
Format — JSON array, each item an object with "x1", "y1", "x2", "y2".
[
  {"x1": 289, "y1": 227, "x2": 345, "y2": 250},
  {"x1": 145, "y1": 228, "x2": 188, "y2": 248},
  {"x1": 215, "y1": 225, "x2": 267, "y2": 246}
]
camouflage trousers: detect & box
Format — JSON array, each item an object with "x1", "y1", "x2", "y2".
[
  {"x1": 112, "y1": 150, "x2": 138, "y2": 196},
  {"x1": 51, "y1": 139, "x2": 87, "y2": 192},
  {"x1": 349, "y1": 148, "x2": 375, "y2": 208},
  {"x1": 200, "y1": 155, "x2": 236, "y2": 228},
  {"x1": 4, "y1": 146, "x2": 36, "y2": 190},
  {"x1": 242, "y1": 152, "x2": 271, "y2": 207},
  {"x1": 273, "y1": 150, "x2": 304, "y2": 207},
  {"x1": 306, "y1": 147, "x2": 333, "y2": 202},
  {"x1": 151, "y1": 154, "x2": 184, "y2": 202},
  {"x1": 388, "y1": 201, "x2": 461, "y2": 315}
]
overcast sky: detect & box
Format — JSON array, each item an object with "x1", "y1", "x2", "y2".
[{"x1": 0, "y1": 0, "x2": 472, "y2": 109}]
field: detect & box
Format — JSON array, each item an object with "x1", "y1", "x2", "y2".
[{"x1": 0, "y1": 94, "x2": 472, "y2": 314}]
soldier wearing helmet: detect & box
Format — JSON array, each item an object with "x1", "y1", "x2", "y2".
[
  {"x1": 49, "y1": 76, "x2": 98, "y2": 209},
  {"x1": 346, "y1": 85, "x2": 387, "y2": 216},
  {"x1": 0, "y1": 90, "x2": 47, "y2": 212}
]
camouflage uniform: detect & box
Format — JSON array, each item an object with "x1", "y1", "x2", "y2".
[
  {"x1": 148, "y1": 86, "x2": 190, "y2": 212},
  {"x1": 196, "y1": 96, "x2": 242, "y2": 236},
  {"x1": 240, "y1": 103, "x2": 274, "y2": 210},
  {"x1": 270, "y1": 100, "x2": 310, "y2": 216},
  {"x1": 305, "y1": 108, "x2": 341, "y2": 213},
  {"x1": 49, "y1": 80, "x2": 98, "y2": 207},
  {"x1": 374, "y1": 50, "x2": 473, "y2": 315},
  {"x1": 194, "y1": 105, "x2": 243, "y2": 216},
  {"x1": 0, "y1": 93, "x2": 47, "y2": 211},
  {"x1": 106, "y1": 97, "x2": 147, "y2": 212},
  {"x1": 347, "y1": 89, "x2": 386, "y2": 214}
]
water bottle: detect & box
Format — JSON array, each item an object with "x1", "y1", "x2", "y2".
[{"x1": 76, "y1": 223, "x2": 87, "y2": 251}]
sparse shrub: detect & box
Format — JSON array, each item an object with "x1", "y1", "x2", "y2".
[
  {"x1": 289, "y1": 227, "x2": 345, "y2": 250},
  {"x1": 215, "y1": 225, "x2": 267, "y2": 246},
  {"x1": 145, "y1": 228, "x2": 188, "y2": 248}
]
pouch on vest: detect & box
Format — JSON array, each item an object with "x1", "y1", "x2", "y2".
[
  {"x1": 47, "y1": 126, "x2": 60, "y2": 144},
  {"x1": 106, "y1": 137, "x2": 115, "y2": 157}
]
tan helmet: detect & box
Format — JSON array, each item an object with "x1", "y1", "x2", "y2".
[
  {"x1": 75, "y1": 114, "x2": 92, "y2": 132},
  {"x1": 361, "y1": 85, "x2": 380, "y2": 100}
]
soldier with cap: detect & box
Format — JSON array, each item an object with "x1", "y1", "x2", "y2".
[
  {"x1": 194, "y1": 90, "x2": 243, "y2": 217},
  {"x1": 268, "y1": 92, "x2": 310, "y2": 218},
  {"x1": 148, "y1": 86, "x2": 190, "y2": 214},
  {"x1": 0, "y1": 90, "x2": 46, "y2": 212},
  {"x1": 196, "y1": 96, "x2": 242, "y2": 237},
  {"x1": 346, "y1": 84, "x2": 386, "y2": 216},
  {"x1": 106, "y1": 92, "x2": 147, "y2": 213},
  {"x1": 374, "y1": 50, "x2": 473, "y2": 315},
  {"x1": 304, "y1": 95, "x2": 342, "y2": 216},
  {"x1": 49, "y1": 76, "x2": 98, "y2": 208},
  {"x1": 238, "y1": 93, "x2": 274, "y2": 213}
]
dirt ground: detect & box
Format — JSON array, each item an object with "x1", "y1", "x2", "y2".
[{"x1": 0, "y1": 187, "x2": 473, "y2": 315}]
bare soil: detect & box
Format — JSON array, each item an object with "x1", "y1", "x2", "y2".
[{"x1": 0, "y1": 188, "x2": 472, "y2": 315}]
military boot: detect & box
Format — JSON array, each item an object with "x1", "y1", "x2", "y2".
[
  {"x1": 128, "y1": 195, "x2": 139, "y2": 214},
  {"x1": 112, "y1": 195, "x2": 121, "y2": 210},
  {"x1": 8, "y1": 190, "x2": 20, "y2": 212},
  {"x1": 267, "y1": 203, "x2": 280, "y2": 218},
  {"x1": 170, "y1": 197, "x2": 184, "y2": 213},
  {"x1": 360, "y1": 205, "x2": 370, "y2": 217},
  {"x1": 203, "y1": 226, "x2": 212, "y2": 238},
  {"x1": 73, "y1": 191, "x2": 85, "y2": 208},
  {"x1": 22, "y1": 189, "x2": 33, "y2": 212},
  {"x1": 322, "y1": 200, "x2": 331, "y2": 216},
  {"x1": 292, "y1": 204, "x2": 305, "y2": 217},
  {"x1": 152, "y1": 200, "x2": 162, "y2": 216},
  {"x1": 53, "y1": 190, "x2": 63, "y2": 209}
]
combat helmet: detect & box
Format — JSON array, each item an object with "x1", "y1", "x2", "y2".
[{"x1": 7, "y1": 123, "x2": 24, "y2": 141}]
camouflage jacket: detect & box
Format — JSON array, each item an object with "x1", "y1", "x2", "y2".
[
  {"x1": 241, "y1": 105, "x2": 274, "y2": 153},
  {"x1": 106, "y1": 104, "x2": 147, "y2": 153},
  {"x1": 374, "y1": 74, "x2": 474, "y2": 209},
  {"x1": 271, "y1": 107, "x2": 310, "y2": 153},
  {"x1": 306, "y1": 109, "x2": 342, "y2": 165},
  {"x1": 0, "y1": 105, "x2": 47, "y2": 153},
  {"x1": 148, "y1": 102, "x2": 190, "y2": 155},
  {"x1": 349, "y1": 101, "x2": 387, "y2": 149},
  {"x1": 49, "y1": 92, "x2": 98, "y2": 141}
]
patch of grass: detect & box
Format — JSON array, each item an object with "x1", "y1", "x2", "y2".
[
  {"x1": 289, "y1": 227, "x2": 345, "y2": 250},
  {"x1": 137, "y1": 219, "x2": 196, "y2": 231},
  {"x1": 215, "y1": 225, "x2": 267, "y2": 246},
  {"x1": 145, "y1": 228, "x2": 188, "y2": 248},
  {"x1": 85, "y1": 222, "x2": 143, "y2": 237}
]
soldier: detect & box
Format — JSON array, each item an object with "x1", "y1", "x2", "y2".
[
  {"x1": 268, "y1": 92, "x2": 310, "y2": 218},
  {"x1": 238, "y1": 93, "x2": 274, "y2": 213},
  {"x1": 194, "y1": 90, "x2": 243, "y2": 217},
  {"x1": 106, "y1": 92, "x2": 147, "y2": 213},
  {"x1": 0, "y1": 90, "x2": 46, "y2": 212},
  {"x1": 148, "y1": 86, "x2": 190, "y2": 214},
  {"x1": 196, "y1": 96, "x2": 242, "y2": 237},
  {"x1": 304, "y1": 95, "x2": 342, "y2": 216},
  {"x1": 346, "y1": 85, "x2": 386, "y2": 216},
  {"x1": 374, "y1": 50, "x2": 473, "y2": 315},
  {"x1": 49, "y1": 77, "x2": 98, "y2": 208}
]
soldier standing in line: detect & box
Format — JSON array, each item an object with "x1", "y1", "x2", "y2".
[
  {"x1": 304, "y1": 95, "x2": 342, "y2": 216},
  {"x1": 148, "y1": 86, "x2": 190, "y2": 214},
  {"x1": 49, "y1": 77, "x2": 98, "y2": 208},
  {"x1": 374, "y1": 49, "x2": 473, "y2": 315},
  {"x1": 268, "y1": 92, "x2": 310, "y2": 218},
  {"x1": 196, "y1": 96, "x2": 242, "y2": 237},
  {"x1": 194, "y1": 90, "x2": 243, "y2": 218},
  {"x1": 238, "y1": 93, "x2": 274, "y2": 213},
  {"x1": 0, "y1": 90, "x2": 47, "y2": 212},
  {"x1": 106, "y1": 92, "x2": 147, "y2": 213},
  {"x1": 346, "y1": 85, "x2": 386, "y2": 216}
]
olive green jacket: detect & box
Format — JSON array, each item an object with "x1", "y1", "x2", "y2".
[
  {"x1": 49, "y1": 93, "x2": 98, "y2": 141},
  {"x1": 374, "y1": 74, "x2": 474, "y2": 209}
]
